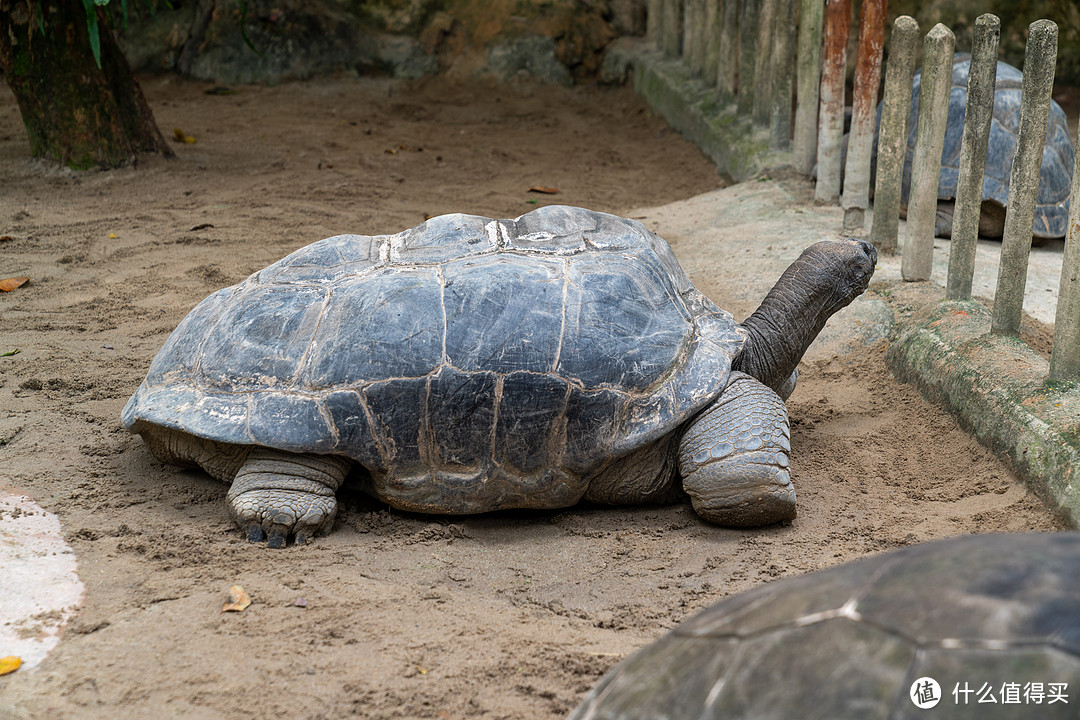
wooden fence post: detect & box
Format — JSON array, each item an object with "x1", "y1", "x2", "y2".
[
  {"x1": 685, "y1": 0, "x2": 702, "y2": 74},
  {"x1": 793, "y1": 0, "x2": 825, "y2": 174},
  {"x1": 717, "y1": 0, "x2": 738, "y2": 101},
  {"x1": 770, "y1": 0, "x2": 798, "y2": 150},
  {"x1": 945, "y1": 14, "x2": 1001, "y2": 300},
  {"x1": 703, "y1": 0, "x2": 720, "y2": 87},
  {"x1": 901, "y1": 23, "x2": 955, "y2": 281},
  {"x1": 869, "y1": 16, "x2": 919, "y2": 252},
  {"x1": 814, "y1": 0, "x2": 850, "y2": 203},
  {"x1": 662, "y1": 0, "x2": 683, "y2": 57},
  {"x1": 841, "y1": 0, "x2": 887, "y2": 231},
  {"x1": 1050, "y1": 123, "x2": 1080, "y2": 381},
  {"x1": 648, "y1": 0, "x2": 663, "y2": 43},
  {"x1": 752, "y1": 0, "x2": 779, "y2": 125},
  {"x1": 991, "y1": 19, "x2": 1059, "y2": 336},
  {"x1": 737, "y1": 0, "x2": 759, "y2": 115}
]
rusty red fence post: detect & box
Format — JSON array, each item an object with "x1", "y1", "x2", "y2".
[
  {"x1": 841, "y1": 0, "x2": 887, "y2": 231},
  {"x1": 814, "y1": 0, "x2": 850, "y2": 203}
]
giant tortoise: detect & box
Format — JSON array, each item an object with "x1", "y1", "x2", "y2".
[
  {"x1": 900, "y1": 56, "x2": 1074, "y2": 239},
  {"x1": 122, "y1": 206, "x2": 876, "y2": 547},
  {"x1": 570, "y1": 532, "x2": 1080, "y2": 720}
]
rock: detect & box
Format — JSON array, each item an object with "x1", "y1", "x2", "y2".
[
  {"x1": 599, "y1": 36, "x2": 648, "y2": 85},
  {"x1": 486, "y1": 36, "x2": 574, "y2": 86}
]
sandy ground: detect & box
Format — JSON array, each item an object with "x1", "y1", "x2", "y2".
[{"x1": 0, "y1": 73, "x2": 1065, "y2": 719}]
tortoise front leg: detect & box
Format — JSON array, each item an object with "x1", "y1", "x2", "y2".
[
  {"x1": 227, "y1": 449, "x2": 351, "y2": 548},
  {"x1": 677, "y1": 372, "x2": 795, "y2": 527}
]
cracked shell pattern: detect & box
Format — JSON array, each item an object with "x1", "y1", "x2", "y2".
[
  {"x1": 123, "y1": 206, "x2": 748, "y2": 514},
  {"x1": 571, "y1": 532, "x2": 1080, "y2": 720}
]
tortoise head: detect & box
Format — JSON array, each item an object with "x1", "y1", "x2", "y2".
[
  {"x1": 734, "y1": 238, "x2": 877, "y2": 396},
  {"x1": 790, "y1": 238, "x2": 878, "y2": 314}
]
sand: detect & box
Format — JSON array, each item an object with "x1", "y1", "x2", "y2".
[{"x1": 0, "y1": 73, "x2": 1063, "y2": 719}]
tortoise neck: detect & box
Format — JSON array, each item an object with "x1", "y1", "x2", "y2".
[{"x1": 733, "y1": 264, "x2": 833, "y2": 394}]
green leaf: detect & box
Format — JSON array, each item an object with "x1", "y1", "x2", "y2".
[
  {"x1": 238, "y1": 0, "x2": 262, "y2": 57},
  {"x1": 83, "y1": 0, "x2": 103, "y2": 69},
  {"x1": 0, "y1": 349, "x2": 21, "y2": 357}
]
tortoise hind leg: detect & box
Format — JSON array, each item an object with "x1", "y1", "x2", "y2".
[
  {"x1": 227, "y1": 449, "x2": 351, "y2": 548},
  {"x1": 138, "y1": 424, "x2": 249, "y2": 482},
  {"x1": 677, "y1": 372, "x2": 795, "y2": 526}
]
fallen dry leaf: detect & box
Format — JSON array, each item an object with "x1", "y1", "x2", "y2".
[
  {"x1": 0, "y1": 656, "x2": 21, "y2": 676},
  {"x1": 386, "y1": 144, "x2": 422, "y2": 155},
  {"x1": 222, "y1": 585, "x2": 251, "y2": 612},
  {"x1": 528, "y1": 186, "x2": 558, "y2": 194},
  {"x1": 173, "y1": 128, "x2": 196, "y2": 144},
  {"x1": 0, "y1": 235, "x2": 13, "y2": 242},
  {"x1": 0, "y1": 277, "x2": 29, "y2": 292}
]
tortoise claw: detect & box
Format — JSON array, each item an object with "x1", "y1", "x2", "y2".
[
  {"x1": 245, "y1": 523, "x2": 266, "y2": 543},
  {"x1": 230, "y1": 490, "x2": 337, "y2": 547},
  {"x1": 266, "y1": 525, "x2": 289, "y2": 549}
]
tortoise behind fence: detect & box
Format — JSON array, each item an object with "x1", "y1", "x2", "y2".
[
  {"x1": 123, "y1": 206, "x2": 875, "y2": 547},
  {"x1": 899, "y1": 56, "x2": 1074, "y2": 240}
]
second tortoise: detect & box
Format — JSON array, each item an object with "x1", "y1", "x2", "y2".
[{"x1": 899, "y1": 57, "x2": 1074, "y2": 239}]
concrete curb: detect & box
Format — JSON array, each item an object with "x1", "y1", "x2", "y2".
[
  {"x1": 885, "y1": 300, "x2": 1080, "y2": 526},
  {"x1": 607, "y1": 38, "x2": 790, "y2": 182}
]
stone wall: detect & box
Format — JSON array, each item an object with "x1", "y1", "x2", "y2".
[{"x1": 117, "y1": 0, "x2": 646, "y2": 85}]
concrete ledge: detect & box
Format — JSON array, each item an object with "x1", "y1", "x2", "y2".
[
  {"x1": 886, "y1": 299, "x2": 1080, "y2": 526},
  {"x1": 609, "y1": 39, "x2": 791, "y2": 182}
]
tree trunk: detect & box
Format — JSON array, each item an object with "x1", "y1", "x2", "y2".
[{"x1": 0, "y1": 0, "x2": 174, "y2": 169}]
